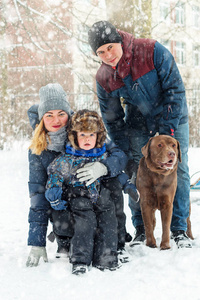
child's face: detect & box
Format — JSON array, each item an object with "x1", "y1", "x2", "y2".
[{"x1": 77, "y1": 131, "x2": 97, "y2": 150}]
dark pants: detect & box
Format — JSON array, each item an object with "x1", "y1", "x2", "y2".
[
  {"x1": 102, "y1": 178, "x2": 127, "y2": 248},
  {"x1": 69, "y1": 187, "x2": 118, "y2": 267},
  {"x1": 51, "y1": 209, "x2": 74, "y2": 238},
  {"x1": 52, "y1": 178, "x2": 127, "y2": 252}
]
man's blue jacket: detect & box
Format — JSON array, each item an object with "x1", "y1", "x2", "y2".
[{"x1": 96, "y1": 30, "x2": 188, "y2": 154}]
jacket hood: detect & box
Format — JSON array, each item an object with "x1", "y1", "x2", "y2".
[
  {"x1": 118, "y1": 30, "x2": 135, "y2": 62},
  {"x1": 27, "y1": 104, "x2": 40, "y2": 130}
]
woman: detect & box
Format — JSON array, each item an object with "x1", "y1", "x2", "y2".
[
  {"x1": 26, "y1": 83, "x2": 74, "y2": 267},
  {"x1": 26, "y1": 83, "x2": 129, "y2": 267}
]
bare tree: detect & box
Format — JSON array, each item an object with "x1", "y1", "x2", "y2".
[
  {"x1": 105, "y1": 0, "x2": 200, "y2": 147},
  {"x1": 0, "y1": 0, "x2": 103, "y2": 148},
  {"x1": 0, "y1": 0, "x2": 200, "y2": 148}
]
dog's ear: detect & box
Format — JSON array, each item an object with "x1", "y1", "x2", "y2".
[
  {"x1": 141, "y1": 138, "x2": 153, "y2": 158},
  {"x1": 176, "y1": 140, "x2": 182, "y2": 162}
]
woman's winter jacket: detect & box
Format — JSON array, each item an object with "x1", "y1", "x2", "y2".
[
  {"x1": 96, "y1": 30, "x2": 188, "y2": 154},
  {"x1": 27, "y1": 105, "x2": 127, "y2": 247}
]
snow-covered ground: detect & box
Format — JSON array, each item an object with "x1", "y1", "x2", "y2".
[{"x1": 0, "y1": 142, "x2": 200, "y2": 300}]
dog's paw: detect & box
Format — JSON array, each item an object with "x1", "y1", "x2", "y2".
[
  {"x1": 146, "y1": 241, "x2": 157, "y2": 248},
  {"x1": 160, "y1": 242, "x2": 171, "y2": 250}
]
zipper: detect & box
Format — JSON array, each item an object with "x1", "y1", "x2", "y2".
[{"x1": 132, "y1": 82, "x2": 139, "y2": 91}]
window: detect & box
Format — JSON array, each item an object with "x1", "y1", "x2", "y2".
[
  {"x1": 193, "y1": 88, "x2": 200, "y2": 112},
  {"x1": 192, "y1": 6, "x2": 200, "y2": 28},
  {"x1": 193, "y1": 45, "x2": 200, "y2": 67},
  {"x1": 161, "y1": 39, "x2": 171, "y2": 52},
  {"x1": 76, "y1": 80, "x2": 93, "y2": 109},
  {"x1": 160, "y1": 1, "x2": 170, "y2": 22},
  {"x1": 175, "y1": 41, "x2": 185, "y2": 65},
  {"x1": 174, "y1": 2, "x2": 185, "y2": 25},
  {"x1": 78, "y1": 24, "x2": 90, "y2": 54}
]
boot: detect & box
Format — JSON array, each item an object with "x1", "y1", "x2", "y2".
[
  {"x1": 125, "y1": 232, "x2": 132, "y2": 243},
  {"x1": 55, "y1": 234, "x2": 71, "y2": 258},
  {"x1": 117, "y1": 247, "x2": 131, "y2": 263},
  {"x1": 72, "y1": 264, "x2": 88, "y2": 275},
  {"x1": 129, "y1": 225, "x2": 146, "y2": 247},
  {"x1": 171, "y1": 230, "x2": 192, "y2": 248}
]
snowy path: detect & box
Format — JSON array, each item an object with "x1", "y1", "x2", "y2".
[{"x1": 0, "y1": 143, "x2": 200, "y2": 300}]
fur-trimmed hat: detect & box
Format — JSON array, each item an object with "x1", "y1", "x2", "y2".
[
  {"x1": 88, "y1": 21, "x2": 122, "y2": 54},
  {"x1": 68, "y1": 109, "x2": 107, "y2": 149}
]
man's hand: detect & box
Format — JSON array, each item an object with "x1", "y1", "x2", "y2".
[
  {"x1": 76, "y1": 162, "x2": 108, "y2": 186},
  {"x1": 26, "y1": 246, "x2": 48, "y2": 267}
]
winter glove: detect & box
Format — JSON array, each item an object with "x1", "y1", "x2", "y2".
[
  {"x1": 45, "y1": 187, "x2": 67, "y2": 210},
  {"x1": 76, "y1": 162, "x2": 108, "y2": 186},
  {"x1": 124, "y1": 180, "x2": 140, "y2": 203},
  {"x1": 48, "y1": 199, "x2": 67, "y2": 210},
  {"x1": 146, "y1": 115, "x2": 157, "y2": 136},
  {"x1": 124, "y1": 159, "x2": 138, "y2": 179},
  {"x1": 26, "y1": 246, "x2": 48, "y2": 267}
]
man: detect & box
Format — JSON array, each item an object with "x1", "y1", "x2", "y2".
[{"x1": 88, "y1": 20, "x2": 192, "y2": 248}]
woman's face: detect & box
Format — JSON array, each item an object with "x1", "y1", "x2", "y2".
[
  {"x1": 96, "y1": 43, "x2": 123, "y2": 67},
  {"x1": 77, "y1": 131, "x2": 97, "y2": 150},
  {"x1": 43, "y1": 110, "x2": 69, "y2": 132}
]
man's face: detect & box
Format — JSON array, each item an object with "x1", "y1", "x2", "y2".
[{"x1": 96, "y1": 43, "x2": 123, "y2": 67}]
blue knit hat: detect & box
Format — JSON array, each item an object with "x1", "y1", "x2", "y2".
[{"x1": 38, "y1": 83, "x2": 72, "y2": 120}]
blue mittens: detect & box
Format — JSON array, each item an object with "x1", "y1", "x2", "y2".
[{"x1": 45, "y1": 187, "x2": 67, "y2": 210}]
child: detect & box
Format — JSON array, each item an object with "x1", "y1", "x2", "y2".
[{"x1": 45, "y1": 109, "x2": 139, "y2": 275}]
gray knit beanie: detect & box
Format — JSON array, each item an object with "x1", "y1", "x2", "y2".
[{"x1": 38, "y1": 83, "x2": 72, "y2": 120}]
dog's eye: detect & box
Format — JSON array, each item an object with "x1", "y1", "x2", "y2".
[
  {"x1": 172, "y1": 144, "x2": 176, "y2": 148},
  {"x1": 158, "y1": 143, "x2": 162, "y2": 148}
]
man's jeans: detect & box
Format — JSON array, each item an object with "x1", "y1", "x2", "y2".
[{"x1": 128, "y1": 122, "x2": 190, "y2": 232}]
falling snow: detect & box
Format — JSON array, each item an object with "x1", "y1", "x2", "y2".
[{"x1": 0, "y1": 142, "x2": 200, "y2": 300}]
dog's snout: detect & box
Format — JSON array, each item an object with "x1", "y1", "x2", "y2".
[{"x1": 168, "y1": 151, "x2": 175, "y2": 158}]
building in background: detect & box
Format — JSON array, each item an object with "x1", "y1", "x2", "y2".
[
  {"x1": 151, "y1": 0, "x2": 200, "y2": 145},
  {"x1": 0, "y1": 0, "x2": 106, "y2": 148},
  {"x1": 0, "y1": 0, "x2": 200, "y2": 147}
]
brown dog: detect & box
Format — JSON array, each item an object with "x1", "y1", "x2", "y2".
[{"x1": 137, "y1": 135, "x2": 187, "y2": 250}]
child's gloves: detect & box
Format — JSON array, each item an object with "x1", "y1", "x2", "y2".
[
  {"x1": 45, "y1": 187, "x2": 67, "y2": 210},
  {"x1": 124, "y1": 180, "x2": 140, "y2": 203},
  {"x1": 76, "y1": 162, "x2": 108, "y2": 186},
  {"x1": 26, "y1": 246, "x2": 48, "y2": 267}
]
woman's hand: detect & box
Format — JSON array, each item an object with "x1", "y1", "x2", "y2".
[{"x1": 26, "y1": 246, "x2": 48, "y2": 267}]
